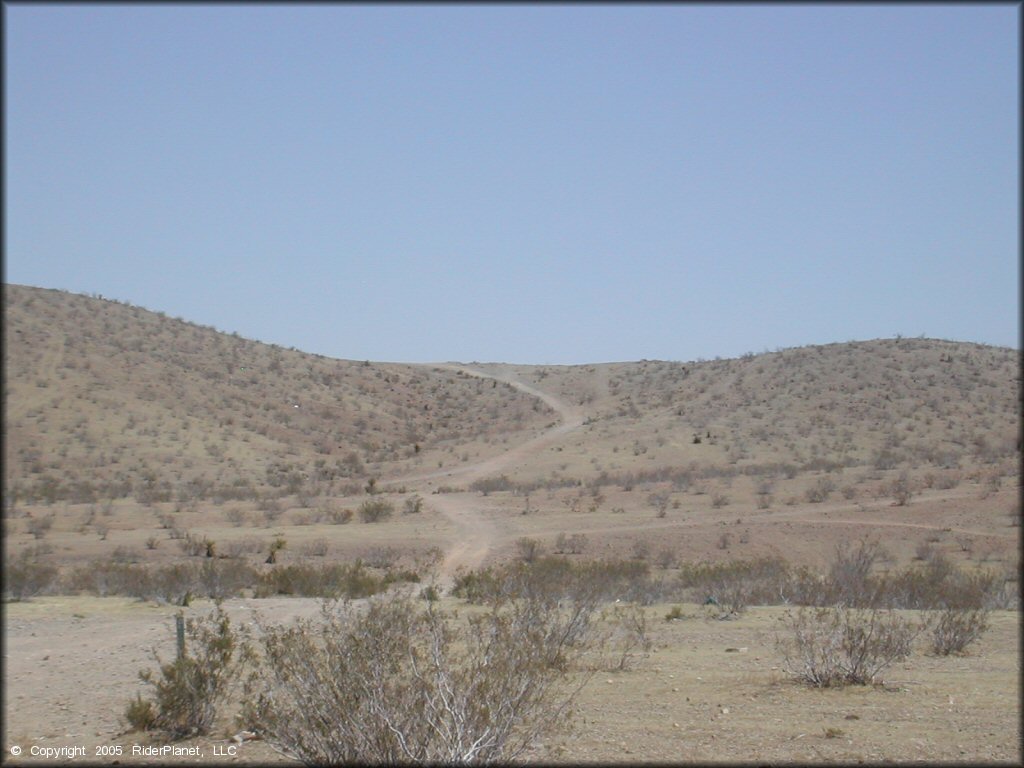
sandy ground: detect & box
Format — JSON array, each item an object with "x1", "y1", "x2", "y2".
[{"x1": 3, "y1": 597, "x2": 1019, "y2": 764}]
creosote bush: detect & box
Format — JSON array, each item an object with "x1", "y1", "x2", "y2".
[
  {"x1": 127, "y1": 604, "x2": 249, "y2": 739},
  {"x1": 242, "y1": 591, "x2": 594, "y2": 764}
]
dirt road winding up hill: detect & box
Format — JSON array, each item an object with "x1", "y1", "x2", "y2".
[{"x1": 398, "y1": 365, "x2": 584, "y2": 586}]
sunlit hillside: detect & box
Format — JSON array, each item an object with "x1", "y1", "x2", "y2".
[
  {"x1": 475, "y1": 339, "x2": 1019, "y2": 486},
  {"x1": 3, "y1": 285, "x2": 554, "y2": 505}
]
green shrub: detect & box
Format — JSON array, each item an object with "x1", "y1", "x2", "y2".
[
  {"x1": 124, "y1": 694, "x2": 157, "y2": 732},
  {"x1": 131, "y1": 605, "x2": 248, "y2": 739}
]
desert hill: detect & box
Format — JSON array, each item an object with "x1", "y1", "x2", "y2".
[
  {"x1": 472, "y1": 338, "x2": 1019, "y2": 487},
  {"x1": 4, "y1": 285, "x2": 1020, "y2": 765},
  {"x1": 4, "y1": 284, "x2": 1018, "y2": 508},
  {"x1": 3, "y1": 284, "x2": 555, "y2": 505}
]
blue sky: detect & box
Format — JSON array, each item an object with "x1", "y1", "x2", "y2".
[{"x1": 5, "y1": 4, "x2": 1018, "y2": 364}]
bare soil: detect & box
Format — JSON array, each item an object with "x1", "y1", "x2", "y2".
[{"x1": 3, "y1": 597, "x2": 1019, "y2": 764}]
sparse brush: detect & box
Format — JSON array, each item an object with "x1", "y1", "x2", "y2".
[
  {"x1": 665, "y1": 605, "x2": 686, "y2": 621},
  {"x1": 130, "y1": 605, "x2": 249, "y2": 739},
  {"x1": 358, "y1": 498, "x2": 393, "y2": 523},
  {"x1": 930, "y1": 607, "x2": 989, "y2": 656},
  {"x1": 4, "y1": 550, "x2": 58, "y2": 601},
  {"x1": 242, "y1": 591, "x2": 594, "y2": 764},
  {"x1": 777, "y1": 605, "x2": 927, "y2": 687},
  {"x1": 608, "y1": 603, "x2": 652, "y2": 671}
]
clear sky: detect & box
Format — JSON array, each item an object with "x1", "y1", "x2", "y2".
[{"x1": 5, "y1": 4, "x2": 1019, "y2": 364}]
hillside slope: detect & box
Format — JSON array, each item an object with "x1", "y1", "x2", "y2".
[
  {"x1": 4, "y1": 284, "x2": 1017, "y2": 507},
  {"x1": 475, "y1": 339, "x2": 1019, "y2": 486},
  {"x1": 3, "y1": 285, "x2": 554, "y2": 503}
]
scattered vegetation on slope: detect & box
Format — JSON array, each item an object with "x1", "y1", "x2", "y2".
[{"x1": 4, "y1": 285, "x2": 553, "y2": 504}]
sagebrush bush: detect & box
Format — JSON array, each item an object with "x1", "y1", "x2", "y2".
[{"x1": 243, "y1": 592, "x2": 594, "y2": 763}]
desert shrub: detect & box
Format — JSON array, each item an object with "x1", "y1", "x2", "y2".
[
  {"x1": 665, "y1": 605, "x2": 686, "y2": 621},
  {"x1": 674, "y1": 557, "x2": 793, "y2": 610},
  {"x1": 65, "y1": 561, "x2": 149, "y2": 598},
  {"x1": 890, "y1": 471, "x2": 914, "y2": 506},
  {"x1": 805, "y1": 476, "x2": 835, "y2": 504},
  {"x1": 124, "y1": 694, "x2": 157, "y2": 732},
  {"x1": 930, "y1": 607, "x2": 990, "y2": 656},
  {"x1": 327, "y1": 507, "x2": 354, "y2": 525},
  {"x1": 363, "y1": 546, "x2": 399, "y2": 569},
  {"x1": 26, "y1": 513, "x2": 55, "y2": 540},
  {"x1": 469, "y1": 475, "x2": 516, "y2": 496},
  {"x1": 403, "y1": 494, "x2": 424, "y2": 514},
  {"x1": 451, "y1": 566, "x2": 502, "y2": 603},
  {"x1": 4, "y1": 550, "x2": 58, "y2": 601},
  {"x1": 777, "y1": 605, "x2": 926, "y2": 687},
  {"x1": 358, "y1": 498, "x2": 394, "y2": 523},
  {"x1": 420, "y1": 584, "x2": 441, "y2": 602},
  {"x1": 704, "y1": 569, "x2": 751, "y2": 617},
  {"x1": 255, "y1": 562, "x2": 416, "y2": 599},
  {"x1": 517, "y1": 537, "x2": 545, "y2": 563},
  {"x1": 178, "y1": 533, "x2": 210, "y2": 557},
  {"x1": 130, "y1": 605, "x2": 248, "y2": 739},
  {"x1": 242, "y1": 592, "x2": 593, "y2": 763},
  {"x1": 299, "y1": 540, "x2": 329, "y2": 557},
  {"x1": 554, "y1": 532, "x2": 571, "y2": 554},
  {"x1": 825, "y1": 538, "x2": 883, "y2": 607},
  {"x1": 148, "y1": 563, "x2": 200, "y2": 605},
  {"x1": 224, "y1": 508, "x2": 248, "y2": 527},
  {"x1": 875, "y1": 555, "x2": 1005, "y2": 610},
  {"x1": 553, "y1": 531, "x2": 587, "y2": 555},
  {"x1": 111, "y1": 545, "x2": 140, "y2": 563},
  {"x1": 607, "y1": 603, "x2": 652, "y2": 670},
  {"x1": 197, "y1": 559, "x2": 259, "y2": 600},
  {"x1": 630, "y1": 540, "x2": 651, "y2": 561},
  {"x1": 655, "y1": 548, "x2": 677, "y2": 569}
]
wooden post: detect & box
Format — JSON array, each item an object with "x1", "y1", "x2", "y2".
[{"x1": 175, "y1": 612, "x2": 186, "y2": 660}]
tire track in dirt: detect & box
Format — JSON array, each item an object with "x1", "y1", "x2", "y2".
[{"x1": 393, "y1": 365, "x2": 584, "y2": 587}]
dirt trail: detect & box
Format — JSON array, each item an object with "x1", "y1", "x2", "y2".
[{"x1": 395, "y1": 365, "x2": 584, "y2": 587}]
